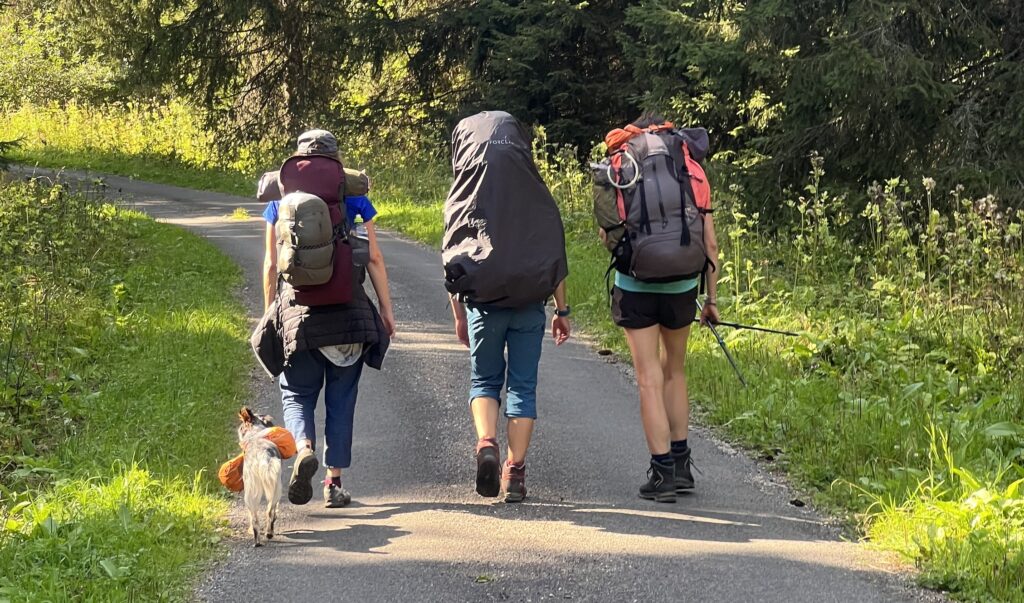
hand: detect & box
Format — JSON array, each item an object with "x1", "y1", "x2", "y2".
[
  {"x1": 455, "y1": 317, "x2": 470, "y2": 348},
  {"x1": 700, "y1": 303, "x2": 720, "y2": 327},
  {"x1": 551, "y1": 315, "x2": 571, "y2": 345},
  {"x1": 380, "y1": 307, "x2": 397, "y2": 337},
  {"x1": 598, "y1": 228, "x2": 608, "y2": 246}
]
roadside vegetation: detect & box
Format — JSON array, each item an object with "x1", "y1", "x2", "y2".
[
  {"x1": 4, "y1": 103, "x2": 1022, "y2": 600},
  {"x1": 0, "y1": 176, "x2": 250, "y2": 601}
]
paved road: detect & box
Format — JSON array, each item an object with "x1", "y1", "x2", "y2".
[{"x1": 21, "y1": 168, "x2": 939, "y2": 602}]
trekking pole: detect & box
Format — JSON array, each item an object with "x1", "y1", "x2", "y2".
[
  {"x1": 695, "y1": 300, "x2": 747, "y2": 388},
  {"x1": 708, "y1": 321, "x2": 800, "y2": 337}
]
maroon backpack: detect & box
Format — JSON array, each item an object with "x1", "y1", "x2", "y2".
[{"x1": 277, "y1": 154, "x2": 353, "y2": 306}]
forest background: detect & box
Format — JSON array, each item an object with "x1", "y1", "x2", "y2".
[{"x1": 1, "y1": 1, "x2": 1023, "y2": 601}]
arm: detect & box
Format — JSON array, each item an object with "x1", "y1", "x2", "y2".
[
  {"x1": 700, "y1": 214, "x2": 721, "y2": 325},
  {"x1": 450, "y1": 294, "x2": 469, "y2": 347},
  {"x1": 363, "y1": 221, "x2": 396, "y2": 337},
  {"x1": 551, "y1": 279, "x2": 571, "y2": 345},
  {"x1": 263, "y1": 223, "x2": 278, "y2": 311}
]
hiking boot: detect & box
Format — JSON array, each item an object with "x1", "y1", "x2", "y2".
[
  {"x1": 288, "y1": 447, "x2": 319, "y2": 505},
  {"x1": 673, "y1": 447, "x2": 695, "y2": 492},
  {"x1": 639, "y1": 460, "x2": 676, "y2": 503},
  {"x1": 323, "y1": 481, "x2": 352, "y2": 508},
  {"x1": 475, "y1": 438, "x2": 500, "y2": 497},
  {"x1": 501, "y1": 461, "x2": 527, "y2": 503}
]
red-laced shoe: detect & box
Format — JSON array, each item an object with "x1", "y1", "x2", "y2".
[
  {"x1": 502, "y1": 460, "x2": 527, "y2": 503},
  {"x1": 475, "y1": 437, "x2": 500, "y2": 497}
]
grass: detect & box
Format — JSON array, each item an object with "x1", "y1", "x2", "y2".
[
  {"x1": 3, "y1": 102, "x2": 1023, "y2": 601},
  {"x1": 0, "y1": 179, "x2": 250, "y2": 601}
]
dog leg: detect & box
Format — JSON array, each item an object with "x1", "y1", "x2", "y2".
[
  {"x1": 245, "y1": 488, "x2": 262, "y2": 548},
  {"x1": 266, "y1": 497, "x2": 277, "y2": 540},
  {"x1": 266, "y1": 462, "x2": 281, "y2": 540},
  {"x1": 248, "y1": 509, "x2": 262, "y2": 548}
]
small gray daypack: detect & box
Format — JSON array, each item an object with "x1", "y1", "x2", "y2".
[{"x1": 275, "y1": 192, "x2": 336, "y2": 287}]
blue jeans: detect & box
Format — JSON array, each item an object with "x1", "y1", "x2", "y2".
[
  {"x1": 280, "y1": 349, "x2": 364, "y2": 469},
  {"x1": 466, "y1": 303, "x2": 546, "y2": 419}
]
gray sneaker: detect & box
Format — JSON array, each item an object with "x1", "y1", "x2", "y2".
[{"x1": 324, "y1": 482, "x2": 352, "y2": 508}]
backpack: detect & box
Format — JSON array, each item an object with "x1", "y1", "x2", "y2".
[
  {"x1": 442, "y1": 111, "x2": 569, "y2": 308},
  {"x1": 591, "y1": 122, "x2": 712, "y2": 283},
  {"x1": 272, "y1": 154, "x2": 354, "y2": 306}
]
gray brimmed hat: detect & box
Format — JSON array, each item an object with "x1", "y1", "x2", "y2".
[{"x1": 296, "y1": 129, "x2": 339, "y2": 156}]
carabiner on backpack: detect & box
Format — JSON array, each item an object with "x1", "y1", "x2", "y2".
[{"x1": 607, "y1": 150, "x2": 640, "y2": 190}]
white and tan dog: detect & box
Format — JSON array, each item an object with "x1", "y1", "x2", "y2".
[{"x1": 236, "y1": 407, "x2": 283, "y2": 547}]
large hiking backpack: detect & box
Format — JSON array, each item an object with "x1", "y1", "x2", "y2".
[
  {"x1": 591, "y1": 123, "x2": 712, "y2": 283},
  {"x1": 442, "y1": 111, "x2": 569, "y2": 308},
  {"x1": 272, "y1": 153, "x2": 353, "y2": 306}
]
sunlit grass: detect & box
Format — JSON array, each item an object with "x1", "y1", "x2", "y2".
[{"x1": 0, "y1": 182, "x2": 249, "y2": 601}]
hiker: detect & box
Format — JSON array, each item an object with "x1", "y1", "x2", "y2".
[
  {"x1": 251, "y1": 129, "x2": 396, "y2": 508},
  {"x1": 442, "y1": 111, "x2": 571, "y2": 503},
  {"x1": 592, "y1": 113, "x2": 719, "y2": 503}
]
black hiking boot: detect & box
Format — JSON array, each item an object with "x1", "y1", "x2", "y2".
[
  {"x1": 639, "y1": 460, "x2": 676, "y2": 503},
  {"x1": 475, "y1": 438, "x2": 501, "y2": 497},
  {"x1": 673, "y1": 447, "x2": 695, "y2": 492}
]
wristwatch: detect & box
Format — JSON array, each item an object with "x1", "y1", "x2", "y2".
[{"x1": 555, "y1": 306, "x2": 572, "y2": 317}]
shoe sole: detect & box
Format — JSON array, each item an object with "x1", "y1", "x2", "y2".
[
  {"x1": 324, "y1": 496, "x2": 351, "y2": 509},
  {"x1": 639, "y1": 491, "x2": 677, "y2": 503},
  {"x1": 675, "y1": 480, "x2": 695, "y2": 493},
  {"x1": 503, "y1": 490, "x2": 526, "y2": 503},
  {"x1": 475, "y1": 448, "x2": 500, "y2": 497},
  {"x1": 288, "y1": 454, "x2": 319, "y2": 505}
]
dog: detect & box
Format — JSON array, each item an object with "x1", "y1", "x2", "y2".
[{"x1": 237, "y1": 406, "x2": 283, "y2": 547}]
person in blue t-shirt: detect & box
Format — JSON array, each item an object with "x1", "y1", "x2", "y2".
[{"x1": 261, "y1": 130, "x2": 396, "y2": 510}]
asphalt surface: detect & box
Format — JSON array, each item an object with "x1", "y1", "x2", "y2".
[{"x1": 18, "y1": 167, "x2": 941, "y2": 603}]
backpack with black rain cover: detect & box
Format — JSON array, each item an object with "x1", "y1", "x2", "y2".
[
  {"x1": 591, "y1": 122, "x2": 713, "y2": 283},
  {"x1": 442, "y1": 111, "x2": 569, "y2": 307}
]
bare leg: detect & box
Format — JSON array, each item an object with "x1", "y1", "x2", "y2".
[
  {"x1": 471, "y1": 397, "x2": 500, "y2": 441},
  {"x1": 506, "y1": 418, "x2": 535, "y2": 464},
  {"x1": 660, "y1": 325, "x2": 692, "y2": 442},
  {"x1": 624, "y1": 326, "x2": 670, "y2": 455}
]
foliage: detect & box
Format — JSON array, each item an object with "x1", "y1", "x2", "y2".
[
  {"x1": 399, "y1": 0, "x2": 641, "y2": 148},
  {"x1": 0, "y1": 179, "x2": 249, "y2": 600},
  {"x1": 0, "y1": 1, "x2": 117, "y2": 108},
  {"x1": 0, "y1": 138, "x2": 17, "y2": 170},
  {"x1": 8, "y1": 0, "x2": 1023, "y2": 209},
  {"x1": 1, "y1": 102, "x2": 262, "y2": 194},
  {"x1": 623, "y1": 0, "x2": 1024, "y2": 208},
  {"x1": 868, "y1": 429, "x2": 1024, "y2": 601}
]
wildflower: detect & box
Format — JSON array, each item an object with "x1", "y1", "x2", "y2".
[{"x1": 922, "y1": 177, "x2": 936, "y2": 192}]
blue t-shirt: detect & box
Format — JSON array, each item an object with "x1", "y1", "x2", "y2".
[{"x1": 262, "y1": 195, "x2": 377, "y2": 226}]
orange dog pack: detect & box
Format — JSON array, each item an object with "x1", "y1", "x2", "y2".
[{"x1": 218, "y1": 426, "x2": 297, "y2": 492}]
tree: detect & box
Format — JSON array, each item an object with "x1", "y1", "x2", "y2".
[{"x1": 624, "y1": 0, "x2": 1024, "y2": 207}]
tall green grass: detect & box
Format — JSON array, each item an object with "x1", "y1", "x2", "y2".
[
  {"x1": 3, "y1": 102, "x2": 1023, "y2": 601},
  {"x1": 0, "y1": 179, "x2": 249, "y2": 601}
]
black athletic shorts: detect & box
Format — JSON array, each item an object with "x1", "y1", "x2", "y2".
[{"x1": 611, "y1": 286, "x2": 698, "y2": 330}]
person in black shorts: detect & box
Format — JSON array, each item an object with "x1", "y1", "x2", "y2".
[{"x1": 602, "y1": 114, "x2": 721, "y2": 502}]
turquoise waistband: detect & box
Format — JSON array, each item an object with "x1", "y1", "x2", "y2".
[{"x1": 614, "y1": 272, "x2": 698, "y2": 294}]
